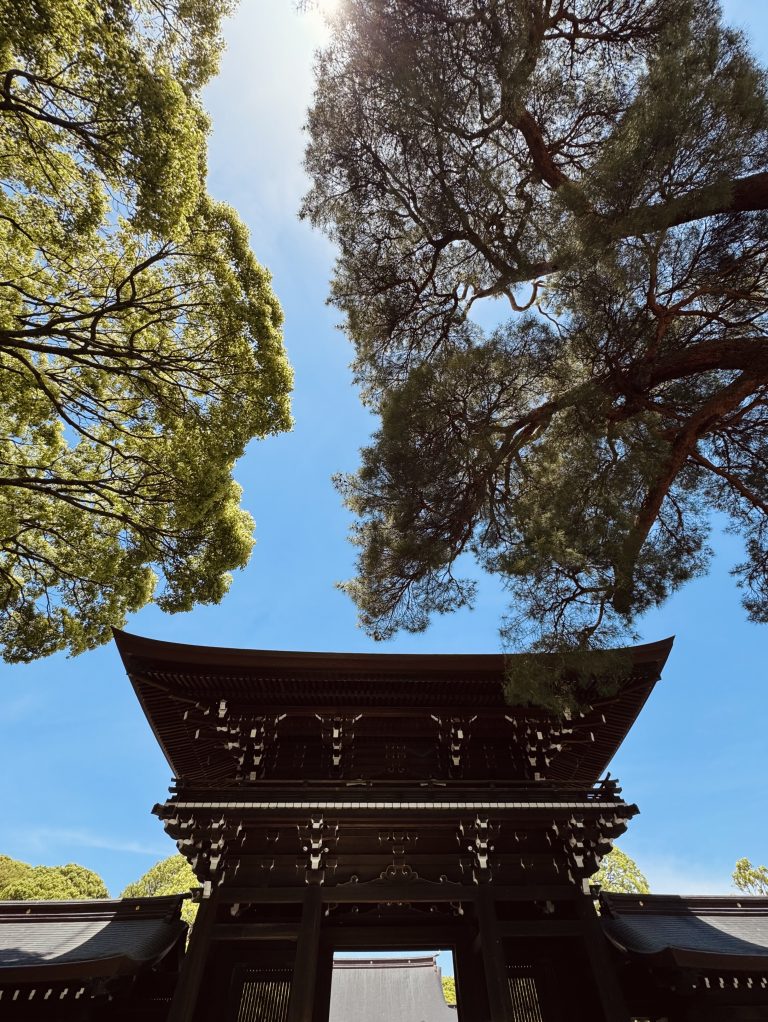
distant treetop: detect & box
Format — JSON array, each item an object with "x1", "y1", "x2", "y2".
[
  {"x1": 121, "y1": 854, "x2": 199, "y2": 927},
  {"x1": 733, "y1": 857, "x2": 768, "y2": 895},
  {"x1": 0, "y1": 854, "x2": 109, "y2": 901},
  {"x1": 592, "y1": 848, "x2": 650, "y2": 895}
]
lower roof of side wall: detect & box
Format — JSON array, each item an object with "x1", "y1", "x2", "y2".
[
  {"x1": 601, "y1": 893, "x2": 768, "y2": 972},
  {"x1": 0, "y1": 896, "x2": 186, "y2": 983}
]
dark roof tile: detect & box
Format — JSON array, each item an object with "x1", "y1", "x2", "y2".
[
  {"x1": 601, "y1": 893, "x2": 768, "y2": 970},
  {"x1": 329, "y1": 957, "x2": 456, "y2": 1022},
  {"x1": 0, "y1": 897, "x2": 186, "y2": 981}
]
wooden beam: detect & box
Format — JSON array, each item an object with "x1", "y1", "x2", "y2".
[
  {"x1": 496, "y1": 919, "x2": 582, "y2": 937},
  {"x1": 207, "y1": 901, "x2": 583, "y2": 943},
  {"x1": 212, "y1": 922, "x2": 299, "y2": 941},
  {"x1": 216, "y1": 882, "x2": 578, "y2": 905},
  {"x1": 321, "y1": 924, "x2": 466, "y2": 948}
]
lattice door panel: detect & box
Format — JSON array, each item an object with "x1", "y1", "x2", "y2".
[
  {"x1": 507, "y1": 963, "x2": 545, "y2": 1022},
  {"x1": 232, "y1": 966, "x2": 292, "y2": 1022}
]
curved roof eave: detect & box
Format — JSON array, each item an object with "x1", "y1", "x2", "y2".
[{"x1": 113, "y1": 628, "x2": 674, "y2": 677}]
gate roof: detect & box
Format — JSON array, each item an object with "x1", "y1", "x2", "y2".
[{"x1": 114, "y1": 630, "x2": 673, "y2": 784}]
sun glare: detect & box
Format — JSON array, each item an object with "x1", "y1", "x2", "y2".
[
  {"x1": 314, "y1": 0, "x2": 341, "y2": 14},
  {"x1": 301, "y1": 0, "x2": 342, "y2": 38}
]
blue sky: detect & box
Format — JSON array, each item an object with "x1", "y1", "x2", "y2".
[{"x1": 1, "y1": 0, "x2": 767, "y2": 915}]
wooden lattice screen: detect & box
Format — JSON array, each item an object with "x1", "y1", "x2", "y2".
[
  {"x1": 506, "y1": 963, "x2": 545, "y2": 1022},
  {"x1": 233, "y1": 966, "x2": 293, "y2": 1022}
]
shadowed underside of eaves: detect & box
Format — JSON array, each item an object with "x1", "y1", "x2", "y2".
[{"x1": 113, "y1": 630, "x2": 673, "y2": 784}]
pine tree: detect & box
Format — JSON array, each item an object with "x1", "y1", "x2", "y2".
[{"x1": 305, "y1": 0, "x2": 768, "y2": 670}]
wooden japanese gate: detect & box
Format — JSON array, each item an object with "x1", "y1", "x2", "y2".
[{"x1": 115, "y1": 631, "x2": 673, "y2": 1022}]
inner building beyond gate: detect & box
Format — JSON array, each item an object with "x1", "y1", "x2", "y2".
[{"x1": 328, "y1": 952, "x2": 457, "y2": 1022}]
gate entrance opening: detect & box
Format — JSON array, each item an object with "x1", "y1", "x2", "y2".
[{"x1": 328, "y1": 951, "x2": 456, "y2": 1021}]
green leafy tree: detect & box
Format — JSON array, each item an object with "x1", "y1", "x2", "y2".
[
  {"x1": 733, "y1": 856, "x2": 768, "y2": 895},
  {"x1": 442, "y1": 975, "x2": 456, "y2": 1006},
  {"x1": 0, "y1": 855, "x2": 108, "y2": 900},
  {"x1": 0, "y1": 0, "x2": 293, "y2": 663},
  {"x1": 304, "y1": 0, "x2": 768, "y2": 673},
  {"x1": 0, "y1": 854, "x2": 30, "y2": 893},
  {"x1": 591, "y1": 848, "x2": 650, "y2": 895},
  {"x1": 121, "y1": 854, "x2": 199, "y2": 926}
]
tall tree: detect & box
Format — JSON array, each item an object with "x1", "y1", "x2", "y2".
[
  {"x1": 0, "y1": 854, "x2": 108, "y2": 900},
  {"x1": 591, "y1": 847, "x2": 649, "y2": 895},
  {"x1": 304, "y1": 0, "x2": 768, "y2": 667},
  {"x1": 733, "y1": 856, "x2": 768, "y2": 895},
  {"x1": 0, "y1": 0, "x2": 292, "y2": 663},
  {"x1": 121, "y1": 853, "x2": 199, "y2": 926}
]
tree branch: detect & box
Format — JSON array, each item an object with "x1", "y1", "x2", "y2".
[
  {"x1": 613, "y1": 371, "x2": 766, "y2": 612},
  {"x1": 690, "y1": 450, "x2": 768, "y2": 515}
]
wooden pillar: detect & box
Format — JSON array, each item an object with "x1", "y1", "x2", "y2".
[
  {"x1": 311, "y1": 941, "x2": 334, "y2": 1022},
  {"x1": 168, "y1": 888, "x2": 219, "y2": 1022},
  {"x1": 287, "y1": 885, "x2": 323, "y2": 1022},
  {"x1": 576, "y1": 892, "x2": 630, "y2": 1022},
  {"x1": 455, "y1": 929, "x2": 492, "y2": 1022},
  {"x1": 475, "y1": 886, "x2": 514, "y2": 1022}
]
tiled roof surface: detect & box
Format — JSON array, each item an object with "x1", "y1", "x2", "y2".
[
  {"x1": 0, "y1": 897, "x2": 185, "y2": 979},
  {"x1": 601, "y1": 894, "x2": 768, "y2": 967},
  {"x1": 329, "y1": 956, "x2": 457, "y2": 1022}
]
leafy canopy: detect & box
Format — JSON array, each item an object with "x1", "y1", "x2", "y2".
[
  {"x1": 733, "y1": 856, "x2": 768, "y2": 895},
  {"x1": 591, "y1": 847, "x2": 650, "y2": 895},
  {"x1": 121, "y1": 853, "x2": 199, "y2": 927},
  {"x1": 0, "y1": 0, "x2": 293, "y2": 663},
  {"x1": 0, "y1": 854, "x2": 108, "y2": 900},
  {"x1": 304, "y1": 0, "x2": 768, "y2": 666},
  {"x1": 442, "y1": 975, "x2": 456, "y2": 1006}
]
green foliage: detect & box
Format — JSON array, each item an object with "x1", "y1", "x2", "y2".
[
  {"x1": 0, "y1": 854, "x2": 29, "y2": 893},
  {"x1": 442, "y1": 975, "x2": 456, "y2": 1006},
  {"x1": 503, "y1": 647, "x2": 634, "y2": 713},
  {"x1": 306, "y1": 0, "x2": 768, "y2": 677},
  {"x1": 591, "y1": 848, "x2": 650, "y2": 895},
  {"x1": 0, "y1": 0, "x2": 293, "y2": 663},
  {"x1": 0, "y1": 854, "x2": 109, "y2": 900},
  {"x1": 121, "y1": 854, "x2": 199, "y2": 927},
  {"x1": 733, "y1": 857, "x2": 768, "y2": 895}
]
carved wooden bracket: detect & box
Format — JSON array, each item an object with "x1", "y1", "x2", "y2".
[
  {"x1": 298, "y1": 815, "x2": 338, "y2": 885},
  {"x1": 458, "y1": 815, "x2": 498, "y2": 883},
  {"x1": 432, "y1": 714, "x2": 477, "y2": 776},
  {"x1": 315, "y1": 714, "x2": 362, "y2": 776}
]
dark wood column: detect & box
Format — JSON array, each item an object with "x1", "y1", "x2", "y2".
[
  {"x1": 312, "y1": 941, "x2": 335, "y2": 1022},
  {"x1": 475, "y1": 886, "x2": 514, "y2": 1022},
  {"x1": 167, "y1": 888, "x2": 219, "y2": 1022},
  {"x1": 455, "y1": 928, "x2": 492, "y2": 1022},
  {"x1": 576, "y1": 892, "x2": 630, "y2": 1022},
  {"x1": 287, "y1": 885, "x2": 323, "y2": 1022}
]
